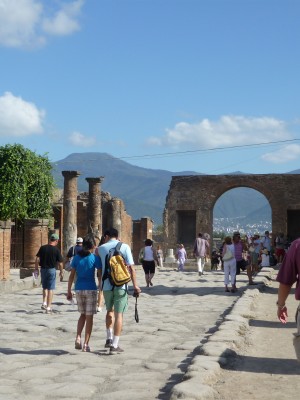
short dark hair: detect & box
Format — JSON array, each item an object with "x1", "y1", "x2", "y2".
[
  {"x1": 104, "y1": 228, "x2": 118, "y2": 239},
  {"x1": 145, "y1": 238, "x2": 153, "y2": 246},
  {"x1": 82, "y1": 238, "x2": 94, "y2": 251}
]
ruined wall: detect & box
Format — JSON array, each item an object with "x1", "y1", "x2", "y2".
[
  {"x1": 164, "y1": 174, "x2": 300, "y2": 252},
  {"x1": 0, "y1": 220, "x2": 14, "y2": 280}
]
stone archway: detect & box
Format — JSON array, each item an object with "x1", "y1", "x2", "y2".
[{"x1": 163, "y1": 174, "x2": 300, "y2": 251}]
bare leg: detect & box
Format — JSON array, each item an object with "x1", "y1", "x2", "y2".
[
  {"x1": 106, "y1": 310, "x2": 114, "y2": 329},
  {"x1": 47, "y1": 289, "x2": 53, "y2": 308},
  {"x1": 76, "y1": 314, "x2": 86, "y2": 342},
  {"x1": 84, "y1": 315, "x2": 93, "y2": 346},
  {"x1": 114, "y1": 312, "x2": 123, "y2": 336},
  {"x1": 42, "y1": 289, "x2": 47, "y2": 305},
  {"x1": 149, "y1": 273, "x2": 154, "y2": 286}
]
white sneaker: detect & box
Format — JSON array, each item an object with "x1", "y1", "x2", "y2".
[
  {"x1": 41, "y1": 303, "x2": 47, "y2": 310},
  {"x1": 97, "y1": 307, "x2": 103, "y2": 312}
]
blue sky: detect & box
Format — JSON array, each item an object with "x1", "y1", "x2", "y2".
[{"x1": 0, "y1": 0, "x2": 300, "y2": 174}]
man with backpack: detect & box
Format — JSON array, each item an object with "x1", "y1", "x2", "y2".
[{"x1": 98, "y1": 228, "x2": 141, "y2": 354}]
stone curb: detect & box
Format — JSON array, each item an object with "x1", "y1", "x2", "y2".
[
  {"x1": 0, "y1": 274, "x2": 37, "y2": 293},
  {"x1": 170, "y1": 267, "x2": 274, "y2": 400}
]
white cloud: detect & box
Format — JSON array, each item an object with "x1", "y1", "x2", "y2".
[
  {"x1": 0, "y1": 0, "x2": 44, "y2": 48},
  {"x1": 69, "y1": 131, "x2": 96, "y2": 147},
  {"x1": 148, "y1": 115, "x2": 290, "y2": 148},
  {"x1": 0, "y1": 91, "x2": 45, "y2": 136},
  {"x1": 42, "y1": 0, "x2": 84, "y2": 36},
  {"x1": 0, "y1": 0, "x2": 84, "y2": 49},
  {"x1": 261, "y1": 144, "x2": 300, "y2": 164}
]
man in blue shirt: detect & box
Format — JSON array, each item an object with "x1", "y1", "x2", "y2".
[{"x1": 98, "y1": 228, "x2": 141, "y2": 354}]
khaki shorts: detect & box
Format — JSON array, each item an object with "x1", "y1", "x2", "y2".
[
  {"x1": 103, "y1": 288, "x2": 128, "y2": 313},
  {"x1": 75, "y1": 290, "x2": 97, "y2": 315}
]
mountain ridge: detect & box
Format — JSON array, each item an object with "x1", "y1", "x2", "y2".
[{"x1": 51, "y1": 152, "x2": 297, "y2": 226}]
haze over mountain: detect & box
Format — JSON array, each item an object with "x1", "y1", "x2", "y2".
[{"x1": 52, "y1": 152, "x2": 296, "y2": 227}]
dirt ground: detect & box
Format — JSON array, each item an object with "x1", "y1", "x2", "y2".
[{"x1": 212, "y1": 272, "x2": 300, "y2": 400}]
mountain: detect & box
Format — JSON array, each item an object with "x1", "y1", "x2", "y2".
[
  {"x1": 52, "y1": 152, "x2": 297, "y2": 227},
  {"x1": 51, "y1": 152, "x2": 200, "y2": 225}
]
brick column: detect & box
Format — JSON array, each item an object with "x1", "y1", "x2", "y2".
[
  {"x1": 0, "y1": 220, "x2": 14, "y2": 280},
  {"x1": 86, "y1": 177, "x2": 104, "y2": 242},
  {"x1": 62, "y1": 170, "x2": 80, "y2": 257},
  {"x1": 21, "y1": 218, "x2": 49, "y2": 279}
]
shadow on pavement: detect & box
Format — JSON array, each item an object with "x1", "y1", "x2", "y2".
[
  {"x1": 0, "y1": 348, "x2": 68, "y2": 356},
  {"x1": 222, "y1": 354, "x2": 300, "y2": 375}
]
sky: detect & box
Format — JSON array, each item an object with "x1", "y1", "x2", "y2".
[{"x1": 0, "y1": 0, "x2": 300, "y2": 175}]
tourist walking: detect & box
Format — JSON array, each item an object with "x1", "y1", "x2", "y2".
[
  {"x1": 176, "y1": 244, "x2": 187, "y2": 271},
  {"x1": 67, "y1": 238, "x2": 101, "y2": 352},
  {"x1": 275, "y1": 232, "x2": 286, "y2": 264},
  {"x1": 193, "y1": 233, "x2": 209, "y2": 276},
  {"x1": 233, "y1": 232, "x2": 255, "y2": 286},
  {"x1": 65, "y1": 237, "x2": 83, "y2": 267},
  {"x1": 140, "y1": 238, "x2": 158, "y2": 287},
  {"x1": 35, "y1": 233, "x2": 63, "y2": 314},
  {"x1": 156, "y1": 245, "x2": 164, "y2": 268},
  {"x1": 98, "y1": 228, "x2": 141, "y2": 354},
  {"x1": 222, "y1": 236, "x2": 236, "y2": 293},
  {"x1": 276, "y1": 237, "x2": 300, "y2": 361}
]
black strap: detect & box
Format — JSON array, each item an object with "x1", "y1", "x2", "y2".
[{"x1": 135, "y1": 297, "x2": 139, "y2": 323}]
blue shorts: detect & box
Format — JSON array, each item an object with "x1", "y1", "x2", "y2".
[{"x1": 41, "y1": 268, "x2": 56, "y2": 290}]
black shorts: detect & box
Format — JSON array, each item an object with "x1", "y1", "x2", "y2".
[
  {"x1": 142, "y1": 260, "x2": 155, "y2": 274},
  {"x1": 236, "y1": 259, "x2": 248, "y2": 275}
]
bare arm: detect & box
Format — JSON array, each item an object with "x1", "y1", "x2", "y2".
[
  {"x1": 67, "y1": 269, "x2": 76, "y2": 300},
  {"x1": 130, "y1": 265, "x2": 141, "y2": 294},
  {"x1": 277, "y1": 282, "x2": 291, "y2": 323}
]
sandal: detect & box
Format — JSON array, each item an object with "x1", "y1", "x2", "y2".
[
  {"x1": 82, "y1": 344, "x2": 90, "y2": 352},
  {"x1": 75, "y1": 340, "x2": 82, "y2": 350}
]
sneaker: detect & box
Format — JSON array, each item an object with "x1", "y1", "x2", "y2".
[
  {"x1": 105, "y1": 339, "x2": 113, "y2": 348},
  {"x1": 97, "y1": 306, "x2": 103, "y2": 312},
  {"x1": 198, "y1": 271, "x2": 202, "y2": 276},
  {"x1": 46, "y1": 308, "x2": 52, "y2": 314},
  {"x1": 109, "y1": 346, "x2": 124, "y2": 354},
  {"x1": 41, "y1": 304, "x2": 47, "y2": 310}
]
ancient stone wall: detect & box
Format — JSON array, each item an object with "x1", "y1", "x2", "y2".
[
  {"x1": 164, "y1": 174, "x2": 300, "y2": 253},
  {"x1": 0, "y1": 220, "x2": 14, "y2": 280}
]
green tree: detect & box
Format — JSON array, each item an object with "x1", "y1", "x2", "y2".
[{"x1": 0, "y1": 144, "x2": 55, "y2": 221}]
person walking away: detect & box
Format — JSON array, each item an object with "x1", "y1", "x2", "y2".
[
  {"x1": 193, "y1": 233, "x2": 209, "y2": 276},
  {"x1": 35, "y1": 233, "x2": 63, "y2": 314},
  {"x1": 276, "y1": 238, "x2": 300, "y2": 361},
  {"x1": 156, "y1": 245, "x2": 164, "y2": 268},
  {"x1": 67, "y1": 238, "x2": 101, "y2": 352},
  {"x1": 176, "y1": 244, "x2": 187, "y2": 271},
  {"x1": 275, "y1": 232, "x2": 286, "y2": 265},
  {"x1": 211, "y1": 250, "x2": 220, "y2": 271},
  {"x1": 261, "y1": 230, "x2": 271, "y2": 252},
  {"x1": 222, "y1": 236, "x2": 236, "y2": 293},
  {"x1": 98, "y1": 228, "x2": 141, "y2": 354},
  {"x1": 141, "y1": 238, "x2": 158, "y2": 287},
  {"x1": 233, "y1": 232, "x2": 255, "y2": 287},
  {"x1": 66, "y1": 237, "x2": 83, "y2": 265}
]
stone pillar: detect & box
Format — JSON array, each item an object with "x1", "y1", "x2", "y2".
[
  {"x1": 21, "y1": 218, "x2": 49, "y2": 279},
  {"x1": 0, "y1": 220, "x2": 14, "y2": 280},
  {"x1": 62, "y1": 170, "x2": 80, "y2": 257},
  {"x1": 86, "y1": 177, "x2": 104, "y2": 241},
  {"x1": 111, "y1": 198, "x2": 122, "y2": 234}
]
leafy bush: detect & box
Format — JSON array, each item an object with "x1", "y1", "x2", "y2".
[{"x1": 0, "y1": 144, "x2": 55, "y2": 221}]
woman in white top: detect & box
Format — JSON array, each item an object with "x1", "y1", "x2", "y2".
[
  {"x1": 222, "y1": 236, "x2": 237, "y2": 293},
  {"x1": 141, "y1": 239, "x2": 158, "y2": 287}
]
